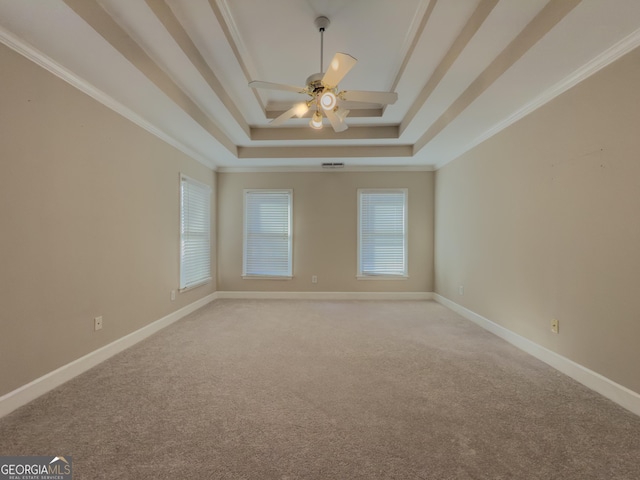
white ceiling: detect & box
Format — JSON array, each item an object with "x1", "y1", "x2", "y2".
[{"x1": 1, "y1": 0, "x2": 640, "y2": 170}]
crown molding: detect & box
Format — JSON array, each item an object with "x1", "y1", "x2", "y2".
[
  {"x1": 214, "y1": 0, "x2": 256, "y2": 79},
  {"x1": 434, "y1": 26, "x2": 640, "y2": 170},
  {"x1": 0, "y1": 25, "x2": 216, "y2": 170}
]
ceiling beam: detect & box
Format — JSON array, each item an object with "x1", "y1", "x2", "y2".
[
  {"x1": 382, "y1": 0, "x2": 437, "y2": 117},
  {"x1": 209, "y1": 0, "x2": 265, "y2": 112},
  {"x1": 238, "y1": 145, "x2": 413, "y2": 159},
  {"x1": 207, "y1": 0, "x2": 266, "y2": 112},
  {"x1": 413, "y1": 0, "x2": 582, "y2": 154},
  {"x1": 400, "y1": 0, "x2": 499, "y2": 136},
  {"x1": 62, "y1": 0, "x2": 237, "y2": 156},
  {"x1": 146, "y1": 0, "x2": 250, "y2": 138},
  {"x1": 250, "y1": 126, "x2": 399, "y2": 141},
  {"x1": 265, "y1": 108, "x2": 383, "y2": 119}
]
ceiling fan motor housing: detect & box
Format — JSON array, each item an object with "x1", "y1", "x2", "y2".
[{"x1": 306, "y1": 73, "x2": 325, "y2": 94}]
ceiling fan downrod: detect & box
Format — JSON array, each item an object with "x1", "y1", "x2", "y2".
[{"x1": 315, "y1": 16, "x2": 330, "y2": 74}]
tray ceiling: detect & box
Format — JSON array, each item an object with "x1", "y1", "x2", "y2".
[{"x1": 1, "y1": 0, "x2": 639, "y2": 170}]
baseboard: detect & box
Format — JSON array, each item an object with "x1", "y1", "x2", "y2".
[
  {"x1": 216, "y1": 291, "x2": 434, "y2": 301},
  {"x1": 11, "y1": 292, "x2": 632, "y2": 420},
  {"x1": 0, "y1": 293, "x2": 216, "y2": 419},
  {"x1": 433, "y1": 294, "x2": 640, "y2": 417}
]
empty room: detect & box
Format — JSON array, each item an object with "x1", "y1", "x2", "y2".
[{"x1": 1, "y1": 1, "x2": 639, "y2": 479}]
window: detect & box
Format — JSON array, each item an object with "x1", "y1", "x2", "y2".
[
  {"x1": 243, "y1": 189, "x2": 293, "y2": 278},
  {"x1": 358, "y1": 189, "x2": 408, "y2": 278},
  {"x1": 180, "y1": 175, "x2": 211, "y2": 290}
]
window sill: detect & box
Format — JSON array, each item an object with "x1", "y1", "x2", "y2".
[
  {"x1": 356, "y1": 275, "x2": 409, "y2": 281},
  {"x1": 242, "y1": 275, "x2": 293, "y2": 280},
  {"x1": 179, "y1": 277, "x2": 212, "y2": 292}
]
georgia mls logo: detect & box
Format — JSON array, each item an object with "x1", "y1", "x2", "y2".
[
  {"x1": 0, "y1": 455, "x2": 72, "y2": 479},
  {"x1": 49, "y1": 457, "x2": 71, "y2": 473}
]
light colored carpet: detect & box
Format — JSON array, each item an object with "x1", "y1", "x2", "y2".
[{"x1": 0, "y1": 300, "x2": 639, "y2": 479}]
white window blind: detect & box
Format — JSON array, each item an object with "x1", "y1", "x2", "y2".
[
  {"x1": 180, "y1": 175, "x2": 211, "y2": 289},
  {"x1": 243, "y1": 190, "x2": 292, "y2": 278},
  {"x1": 358, "y1": 189, "x2": 408, "y2": 277}
]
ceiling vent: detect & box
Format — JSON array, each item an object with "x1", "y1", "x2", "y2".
[{"x1": 321, "y1": 162, "x2": 345, "y2": 169}]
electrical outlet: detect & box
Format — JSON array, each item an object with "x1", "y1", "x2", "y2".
[
  {"x1": 312, "y1": 275, "x2": 318, "y2": 284},
  {"x1": 551, "y1": 319, "x2": 559, "y2": 334},
  {"x1": 171, "y1": 290, "x2": 176, "y2": 301},
  {"x1": 458, "y1": 285, "x2": 464, "y2": 295},
  {"x1": 94, "y1": 316, "x2": 103, "y2": 331}
]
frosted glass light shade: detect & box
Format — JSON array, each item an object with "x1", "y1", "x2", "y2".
[
  {"x1": 293, "y1": 102, "x2": 309, "y2": 118},
  {"x1": 320, "y1": 91, "x2": 337, "y2": 111},
  {"x1": 310, "y1": 111, "x2": 323, "y2": 129}
]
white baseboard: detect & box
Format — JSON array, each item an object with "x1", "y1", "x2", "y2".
[
  {"x1": 8, "y1": 291, "x2": 635, "y2": 420},
  {"x1": 0, "y1": 293, "x2": 216, "y2": 419},
  {"x1": 433, "y1": 294, "x2": 640, "y2": 417},
  {"x1": 216, "y1": 291, "x2": 434, "y2": 301}
]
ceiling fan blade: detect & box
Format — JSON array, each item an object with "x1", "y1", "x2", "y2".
[
  {"x1": 325, "y1": 109, "x2": 349, "y2": 133},
  {"x1": 322, "y1": 53, "x2": 357, "y2": 87},
  {"x1": 340, "y1": 90, "x2": 398, "y2": 105},
  {"x1": 270, "y1": 106, "x2": 298, "y2": 126},
  {"x1": 249, "y1": 81, "x2": 307, "y2": 94}
]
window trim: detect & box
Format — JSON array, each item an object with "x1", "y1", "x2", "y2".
[
  {"x1": 357, "y1": 188, "x2": 408, "y2": 279},
  {"x1": 179, "y1": 174, "x2": 212, "y2": 291},
  {"x1": 242, "y1": 189, "x2": 293, "y2": 279}
]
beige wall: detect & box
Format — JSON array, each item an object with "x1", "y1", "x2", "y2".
[
  {"x1": 217, "y1": 171, "x2": 434, "y2": 292},
  {"x1": 5, "y1": 20, "x2": 637, "y2": 407},
  {"x1": 435, "y1": 47, "x2": 640, "y2": 394},
  {"x1": 0, "y1": 44, "x2": 216, "y2": 397}
]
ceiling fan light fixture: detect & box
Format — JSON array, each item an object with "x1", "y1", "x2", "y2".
[
  {"x1": 320, "y1": 91, "x2": 337, "y2": 110},
  {"x1": 310, "y1": 111, "x2": 323, "y2": 129},
  {"x1": 293, "y1": 102, "x2": 310, "y2": 118}
]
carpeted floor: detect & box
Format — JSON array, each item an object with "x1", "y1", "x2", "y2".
[{"x1": 0, "y1": 299, "x2": 639, "y2": 479}]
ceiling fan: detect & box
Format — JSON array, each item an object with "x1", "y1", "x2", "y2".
[{"x1": 248, "y1": 16, "x2": 398, "y2": 133}]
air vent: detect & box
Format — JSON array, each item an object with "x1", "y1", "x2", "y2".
[{"x1": 321, "y1": 162, "x2": 344, "y2": 169}]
